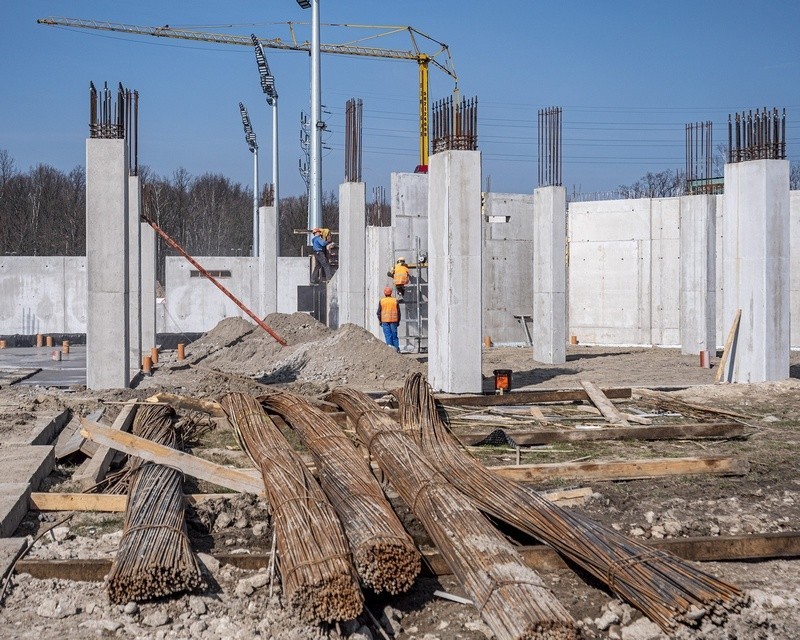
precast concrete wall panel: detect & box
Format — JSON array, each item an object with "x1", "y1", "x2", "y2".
[
  {"x1": 365, "y1": 226, "x2": 393, "y2": 340},
  {"x1": 391, "y1": 172, "x2": 428, "y2": 262},
  {"x1": 163, "y1": 257, "x2": 258, "y2": 333},
  {"x1": 790, "y1": 191, "x2": 800, "y2": 348},
  {"x1": 649, "y1": 198, "x2": 681, "y2": 346},
  {"x1": 481, "y1": 193, "x2": 534, "y2": 345},
  {"x1": 277, "y1": 257, "x2": 309, "y2": 315}
]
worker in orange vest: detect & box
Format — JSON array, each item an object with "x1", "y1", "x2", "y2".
[
  {"x1": 389, "y1": 257, "x2": 410, "y2": 300},
  {"x1": 376, "y1": 286, "x2": 401, "y2": 352}
]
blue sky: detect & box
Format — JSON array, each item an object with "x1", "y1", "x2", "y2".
[{"x1": 2, "y1": 1, "x2": 799, "y2": 199}]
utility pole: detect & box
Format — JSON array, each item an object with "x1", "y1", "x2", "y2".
[{"x1": 238, "y1": 102, "x2": 259, "y2": 257}]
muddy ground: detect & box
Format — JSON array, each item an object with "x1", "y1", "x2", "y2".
[{"x1": 0, "y1": 315, "x2": 798, "y2": 639}]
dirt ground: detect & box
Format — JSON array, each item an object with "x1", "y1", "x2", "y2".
[{"x1": 1, "y1": 316, "x2": 798, "y2": 639}]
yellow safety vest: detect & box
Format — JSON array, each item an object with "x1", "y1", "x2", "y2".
[
  {"x1": 393, "y1": 264, "x2": 410, "y2": 286},
  {"x1": 379, "y1": 297, "x2": 399, "y2": 323}
]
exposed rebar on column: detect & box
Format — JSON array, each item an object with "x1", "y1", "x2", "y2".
[
  {"x1": 344, "y1": 98, "x2": 363, "y2": 183},
  {"x1": 538, "y1": 107, "x2": 562, "y2": 187},
  {"x1": 367, "y1": 185, "x2": 389, "y2": 226},
  {"x1": 685, "y1": 121, "x2": 716, "y2": 194},
  {"x1": 728, "y1": 107, "x2": 786, "y2": 164},
  {"x1": 431, "y1": 95, "x2": 478, "y2": 154},
  {"x1": 89, "y1": 81, "x2": 139, "y2": 176}
]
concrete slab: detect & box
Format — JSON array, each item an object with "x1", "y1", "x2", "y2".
[
  {"x1": 0, "y1": 537, "x2": 26, "y2": 577},
  {"x1": 1, "y1": 409, "x2": 70, "y2": 447},
  {"x1": 0, "y1": 368, "x2": 40, "y2": 387},
  {"x1": 0, "y1": 346, "x2": 86, "y2": 388},
  {"x1": 0, "y1": 447, "x2": 54, "y2": 490},
  {"x1": 0, "y1": 484, "x2": 31, "y2": 537}
]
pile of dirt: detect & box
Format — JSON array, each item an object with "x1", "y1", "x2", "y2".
[{"x1": 179, "y1": 313, "x2": 425, "y2": 393}]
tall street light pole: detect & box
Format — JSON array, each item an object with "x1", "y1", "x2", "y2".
[
  {"x1": 296, "y1": 0, "x2": 322, "y2": 230},
  {"x1": 238, "y1": 102, "x2": 259, "y2": 257},
  {"x1": 251, "y1": 35, "x2": 279, "y2": 248}
]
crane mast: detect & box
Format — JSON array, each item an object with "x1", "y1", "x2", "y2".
[{"x1": 37, "y1": 16, "x2": 457, "y2": 171}]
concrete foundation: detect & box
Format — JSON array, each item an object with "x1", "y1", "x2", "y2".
[
  {"x1": 482, "y1": 193, "x2": 535, "y2": 345},
  {"x1": 141, "y1": 222, "x2": 157, "y2": 351},
  {"x1": 258, "y1": 205, "x2": 278, "y2": 318},
  {"x1": 86, "y1": 138, "x2": 129, "y2": 389},
  {"x1": 128, "y1": 176, "x2": 142, "y2": 372},
  {"x1": 533, "y1": 186, "x2": 567, "y2": 363},
  {"x1": 721, "y1": 160, "x2": 790, "y2": 382},
  {"x1": 338, "y1": 182, "x2": 366, "y2": 327},
  {"x1": 680, "y1": 195, "x2": 716, "y2": 354},
  {"x1": 427, "y1": 150, "x2": 482, "y2": 393},
  {"x1": 365, "y1": 225, "x2": 393, "y2": 340}
]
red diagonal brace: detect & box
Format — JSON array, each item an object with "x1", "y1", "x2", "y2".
[{"x1": 142, "y1": 213, "x2": 287, "y2": 347}]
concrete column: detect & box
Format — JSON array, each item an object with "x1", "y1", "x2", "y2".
[
  {"x1": 722, "y1": 159, "x2": 790, "y2": 382},
  {"x1": 86, "y1": 138, "x2": 129, "y2": 389},
  {"x1": 391, "y1": 172, "x2": 429, "y2": 258},
  {"x1": 532, "y1": 186, "x2": 567, "y2": 363},
  {"x1": 258, "y1": 205, "x2": 278, "y2": 318},
  {"x1": 365, "y1": 225, "x2": 393, "y2": 339},
  {"x1": 141, "y1": 221, "x2": 157, "y2": 352},
  {"x1": 679, "y1": 195, "x2": 716, "y2": 355},
  {"x1": 127, "y1": 176, "x2": 142, "y2": 374},
  {"x1": 427, "y1": 150, "x2": 482, "y2": 393},
  {"x1": 338, "y1": 182, "x2": 366, "y2": 327}
]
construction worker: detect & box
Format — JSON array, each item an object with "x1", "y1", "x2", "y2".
[
  {"x1": 389, "y1": 257, "x2": 410, "y2": 300},
  {"x1": 377, "y1": 286, "x2": 401, "y2": 352},
  {"x1": 310, "y1": 227, "x2": 334, "y2": 284}
]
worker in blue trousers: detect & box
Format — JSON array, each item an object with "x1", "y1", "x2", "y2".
[
  {"x1": 310, "y1": 227, "x2": 333, "y2": 284},
  {"x1": 377, "y1": 287, "x2": 401, "y2": 352}
]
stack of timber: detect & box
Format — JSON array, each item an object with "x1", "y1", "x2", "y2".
[
  {"x1": 260, "y1": 390, "x2": 420, "y2": 594},
  {"x1": 330, "y1": 387, "x2": 577, "y2": 640},
  {"x1": 219, "y1": 393, "x2": 363, "y2": 622},
  {"x1": 106, "y1": 404, "x2": 205, "y2": 603},
  {"x1": 399, "y1": 373, "x2": 748, "y2": 633}
]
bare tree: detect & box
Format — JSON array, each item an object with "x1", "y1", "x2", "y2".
[{"x1": 618, "y1": 169, "x2": 687, "y2": 199}]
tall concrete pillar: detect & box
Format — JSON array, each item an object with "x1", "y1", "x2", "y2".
[
  {"x1": 428, "y1": 150, "x2": 482, "y2": 393},
  {"x1": 721, "y1": 159, "x2": 790, "y2": 382},
  {"x1": 86, "y1": 138, "x2": 129, "y2": 389},
  {"x1": 532, "y1": 186, "x2": 567, "y2": 364},
  {"x1": 679, "y1": 195, "x2": 716, "y2": 355},
  {"x1": 391, "y1": 172, "x2": 429, "y2": 259},
  {"x1": 128, "y1": 176, "x2": 142, "y2": 374},
  {"x1": 365, "y1": 225, "x2": 393, "y2": 340},
  {"x1": 258, "y1": 205, "x2": 278, "y2": 318},
  {"x1": 141, "y1": 221, "x2": 157, "y2": 353},
  {"x1": 338, "y1": 182, "x2": 366, "y2": 327}
]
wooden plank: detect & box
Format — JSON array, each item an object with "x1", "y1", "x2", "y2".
[
  {"x1": 73, "y1": 401, "x2": 138, "y2": 490},
  {"x1": 435, "y1": 387, "x2": 632, "y2": 408},
  {"x1": 79, "y1": 419, "x2": 264, "y2": 495},
  {"x1": 491, "y1": 455, "x2": 749, "y2": 483},
  {"x1": 146, "y1": 392, "x2": 225, "y2": 417},
  {"x1": 716, "y1": 308, "x2": 742, "y2": 383},
  {"x1": 580, "y1": 380, "x2": 630, "y2": 426},
  {"x1": 529, "y1": 406, "x2": 547, "y2": 422},
  {"x1": 54, "y1": 408, "x2": 105, "y2": 460},
  {"x1": 29, "y1": 492, "x2": 239, "y2": 512},
  {"x1": 458, "y1": 422, "x2": 749, "y2": 446},
  {"x1": 16, "y1": 532, "x2": 800, "y2": 582}
]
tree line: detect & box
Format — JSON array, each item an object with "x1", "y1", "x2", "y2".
[{"x1": 0, "y1": 149, "x2": 338, "y2": 282}]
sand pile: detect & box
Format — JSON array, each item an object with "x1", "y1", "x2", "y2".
[{"x1": 188, "y1": 313, "x2": 425, "y2": 391}]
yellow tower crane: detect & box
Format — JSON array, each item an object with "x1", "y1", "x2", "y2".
[{"x1": 37, "y1": 17, "x2": 457, "y2": 172}]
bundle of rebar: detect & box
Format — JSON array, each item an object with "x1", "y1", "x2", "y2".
[
  {"x1": 260, "y1": 390, "x2": 420, "y2": 594},
  {"x1": 399, "y1": 373, "x2": 747, "y2": 633},
  {"x1": 330, "y1": 387, "x2": 577, "y2": 640},
  {"x1": 106, "y1": 404, "x2": 205, "y2": 603},
  {"x1": 219, "y1": 393, "x2": 363, "y2": 622}
]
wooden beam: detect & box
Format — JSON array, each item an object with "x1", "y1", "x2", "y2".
[
  {"x1": 15, "y1": 532, "x2": 800, "y2": 581},
  {"x1": 72, "y1": 401, "x2": 137, "y2": 489},
  {"x1": 492, "y1": 455, "x2": 749, "y2": 483},
  {"x1": 457, "y1": 422, "x2": 749, "y2": 446},
  {"x1": 29, "y1": 492, "x2": 240, "y2": 512},
  {"x1": 146, "y1": 392, "x2": 225, "y2": 417},
  {"x1": 716, "y1": 308, "x2": 742, "y2": 383},
  {"x1": 435, "y1": 388, "x2": 632, "y2": 408},
  {"x1": 79, "y1": 419, "x2": 264, "y2": 495},
  {"x1": 580, "y1": 380, "x2": 630, "y2": 426},
  {"x1": 53, "y1": 408, "x2": 104, "y2": 460}
]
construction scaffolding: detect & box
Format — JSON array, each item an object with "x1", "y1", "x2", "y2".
[{"x1": 393, "y1": 237, "x2": 428, "y2": 353}]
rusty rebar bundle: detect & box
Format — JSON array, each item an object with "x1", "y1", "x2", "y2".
[
  {"x1": 88, "y1": 81, "x2": 138, "y2": 175},
  {"x1": 330, "y1": 386, "x2": 577, "y2": 640},
  {"x1": 259, "y1": 391, "x2": 420, "y2": 594},
  {"x1": 106, "y1": 404, "x2": 205, "y2": 603},
  {"x1": 398, "y1": 373, "x2": 747, "y2": 633},
  {"x1": 538, "y1": 107, "x2": 562, "y2": 187},
  {"x1": 431, "y1": 95, "x2": 478, "y2": 154},
  {"x1": 728, "y1": 107, "x2": 786, "y2": 163},
  {"x1": 344, "y1": 97, "x2": 363, "y2": 183},
  {"x1": 219, "y1": 393, "x2": 363, "y2": 622}
]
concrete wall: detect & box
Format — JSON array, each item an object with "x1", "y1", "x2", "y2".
[
  {"x1": 482, "y1": 192, "x2": 535, "y2": 345},
  {"x1": 391, "y1": 172, "x2": 428, "y2": 261},
  {"x1": 0, "y1": 257, "x2": 87, "y2": 334},
  {"x1": 338, "y1": 182, "x2": 366, "y2": 327},
  {"x1": 365, "y1": 225, "x2": 393, "y2": 340},
  {"x1": 277, "y1": 257, "x2": 310, "y2": 315}
]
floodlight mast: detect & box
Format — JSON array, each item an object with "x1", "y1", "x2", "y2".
[
  {"x1": 296, "y1": 0, "x2": 322, "y2": 230},
  {"x1": 251, "y1": 34, "x2": 280, "y2": 247},
  {"x1": 239, "y1": 102, "x2": 259, "y2": 257}
]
